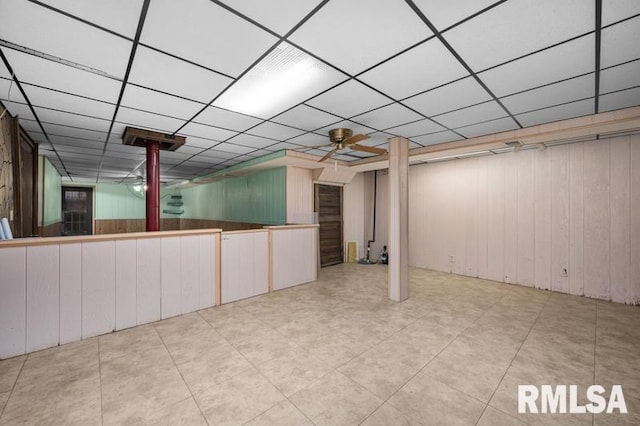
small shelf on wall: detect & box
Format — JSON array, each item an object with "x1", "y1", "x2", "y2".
[
  {"x1": 163, "y1": 209, "x2": 184, "y2": 215},
  {"x1": 167, "y1": 201, "x2": 183, "y2": 206},
  {"x1": 164, "y1": 194, "x2": 183, "y2": 215}
]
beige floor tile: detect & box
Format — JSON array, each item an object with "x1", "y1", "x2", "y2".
[
  {"x1": 194, "y1": 367, "x2": 285, "y2": 426},
  {"x1": 257, "y1": 347, "x2": 333, "y2": 396},
  {"x1": 154, "y1": 311, "x2": 213, "y2": 346},
  {"x1": 299, "y1": 331, "x2": 368, "y2": 369},
  {"x1": 477, "y1": 406, "x2": 526, "y2": 425},
  {"x1": 388, "y1": 372, "x2": 485, "y2": 425},
  {"x1": 232, "y1": 328, "x2": 301, "y2": 364},
  {"x1": 98, "y1": 323, "x2": 165, "y2": 362},
  {"x1": 0, "y1": 355, "x2": 25, "y2": 394},
  {"x1": 360, "y1": 402, "x2": 420, "y2": 426},
  {"x1": 289, "y1": 370, "x2": 382, "y2": 426},
  {"x1": 143, "y1": 396, "x2": 207, "y2": 426},
  {"x1": 0, "y1": 392, "x2": 9, "y2": 415},
  {"x1": 245, "y1": 400, "x2": 313, "y2": 426},
  {"x1": 162, "y1": 328, "x2": 228, "y2": 365}
]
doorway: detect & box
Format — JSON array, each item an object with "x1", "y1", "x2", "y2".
[
  {"x1": 315, "y1": 184, "x2": 343, "y2": 267},
  {"x1": 62, "y1": 186, "x2": 93, "y2": 236}
]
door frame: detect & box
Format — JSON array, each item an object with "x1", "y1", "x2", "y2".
[{"x1": 61, "y1": 185, "x2": 95, "y2": 236}]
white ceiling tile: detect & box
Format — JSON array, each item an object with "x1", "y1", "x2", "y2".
[
  {"x1": 37, "y1": 0, "x2": 144, "y2": 38},
  {"x1": 228, "y1": 133, "x2": 277, "y2": 149},
  {"x1": 272, "y1": 104, "x2": 341, "y2": 131},
  {"x1": 213, "y1": 143, "x2": 256, "y2": 155},
  {"x1": 176, "y1": 145, "x2": 204, "y2": 155},
  {"x1": 317, "y1": 120, "x2": 376, "y2": 138},
  {"x1": 601, "y1": 16, "x2": 640, "y2": 68},
  {"x1": 265, "y1": 141, "x2": 306, "y2": 151},
  {"x1": 141, "y1": 0, "x2": 277, "y2": 77},
  {"x1": 385, "y1": 118, "x2": 446, "y2": 138},
  {"x1": 602, "y1": 0, "x2": 640, "y2": 26},
  {"x1": 182, "y1": 137, "x2": 219, "y2": 150},
  {"x1": 116, "y1": 107, "x2": 185, "y2": 134},
  {"x1": 600, "y1": 60, "x2": 640, "y2": 94},
  {"x1": 412, "y1": 0, "x2": 502, "y2": 31},
  {"x1": 0, "y1": 0, "x2": 131, "y2": 77},
  {"x1": 247, "y1": 121, "x2": 305, "y2": 140},
  {"x1": 359, "y1": 38, "x2": 469, "y2": 99},
  {"x1": 3, "y1": 50, "x2": 122, "y2": 103},
  {"x1": 0, "y1": 78, "x2": 27, "y2": 103},
  {"x1": 478, "y1": 35, "x2": 595, "y2": 97},
  {"x1": 599, "y1": 87, "x2": 640, "y2": 112},
  {"x1": 411, "y1": 130, "x2": 461, "y2": 146},
  {"x1": 516, "y1": 99, "x2": 594, "y2": 127},
  {"x1": 357, "y1": 132, "x2": 393, "y2": 148},
  {"x1": 35, "y1": 107, "x2": 111, "y2": 132},
  {"x1": 352, "y1": 103, "x2": 423, "y2": 130},
  {"x1": 456, "y1": 117, "x2": 519, "y2": 138},
  {"x1": 105, "y1": 141, "x2": 145, "y2": 154},
  {"x1": 403, "y1": 76, "x2": 491, "y2": 117},
  {"x1": 289, "y1": 0, "x2": 432, "y2": 75},
  {"x1": 120, "y1": 85, "x2": 204, "y2": 120},
  {"x1": 287, "y1": 132, "x2": 328, "y2": 148},
  {"x1": 434, "y1": 101, "x2": 507, "y2": 129},
  {"x1": 197, "y1": 149, "x2": 240, "y2": 160},
  {"x1": 50, "y1": 135, "x2": 104, "y2": 149},
  {"x1": 43, "y1": 122, "x2": 107, "y2": 142},
  {"x1": 128, "y1": 46, "x2": 232, "y2": 104},
  {"x1": 214, "y1": 42, "x2": 347, "y2": 118},
  {"x1": 1, "y1": 101, "x2": 34, "y2": 121},
  {"x1": 178, "y1": 122, "x2": 238, "y2": 142},
  {"x1": 303, "y1": 148, "x2": 331, "y2": 157},
  {"x1": 218, "y1": 0, "x2": 324, "y2": 35},
  {"x1": 501, "y1": 74, "x2": 595, "y2": 114},
  {"x1": 445, "y1": 0, "x2": 594, "y2": 71},
  {"x1": 306, "y1": 80, "x2": 391, "y2": 118},
  {"x1": 22, "y1": 84, "x2": 115, "y2": 119},
  {"x1": 193, "y1": 106, "x2": 262, "y2": 132}
]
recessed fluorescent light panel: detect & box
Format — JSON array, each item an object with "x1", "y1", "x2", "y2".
[{"x1": 214, "y1": 42, "x2": 345, "y2": 118}]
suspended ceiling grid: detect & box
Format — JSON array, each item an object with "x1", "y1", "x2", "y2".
[{"x1": 0, "y1": 0, "x2": 638, "y2": 184}]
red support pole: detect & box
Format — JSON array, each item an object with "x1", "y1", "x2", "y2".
[{"x1": 146, "y1": 140, "x2": 160, "y2": 232}]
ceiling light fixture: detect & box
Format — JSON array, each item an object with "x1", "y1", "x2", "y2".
[{"x1": 214, "y1": 43, "x2": 326, "y2": 118}]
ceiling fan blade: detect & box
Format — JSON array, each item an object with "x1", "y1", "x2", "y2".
[
  {"x1": 351, "y1": 144, "x2": 386, "y2": 155},
  {"x1": 319, "y1": 147, "x2": 339, "y2": 162},
  {"x1": 291, "y1": 142, "x2": 334, "y2": 151},
  {"x1": 344, "y1": 134, "x2": 369, "y2": 146}
]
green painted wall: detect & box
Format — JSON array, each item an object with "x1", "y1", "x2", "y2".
[
  {"x1": 94, "y1": 183, "x2": 178, "y2": 219},
  {"x1": 39, "y1": 156, "x2": 62, "y2": 226},
  {"x1": 181, "y1": 167, "x2": 286, "y2": 225}
]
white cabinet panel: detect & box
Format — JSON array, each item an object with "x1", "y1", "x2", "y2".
[
  {"x1": 198, "y1": 234, "x2": 215, "y2": 309},
  {"x1": 59, "y1": 243, "x2": 81, "y2": 344},
  {"x1": 26, "y1": 245, "x2": 59, "y2": 352},
  {"x1": 221, "y1": 232, "x2": 269, "y2": 303},
  {"x1": 137, "y1": 238, "x2": 161, "y2": 324},
  {"x1": 0, "y1": 247, "x2": 26, "y2": 358},
  {"x1": 115, "y1": 239, "x2": 137, "y2": 330},
  {"x1": 181, "y1": 235, "x2": 200, "y2": 313},
  {"x1": 272, "y1": 228, "x2": 316, "y2": 291},
  {"x1": 161, "y1": 237, "x2": 181, "y2": 319},
  {"x1": 82, "y1": 241, "x2": 116, "y2": 338}
]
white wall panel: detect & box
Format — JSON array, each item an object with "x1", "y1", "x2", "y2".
[
  {"x1": 161, "y1": 237, "x2": 181, "y2": 318},
  {"x1": 503, "y1": 152, "x2": 518, "y2": 284},
  {"x1": 550, "y1": 144, "x2": 570, "y2": 294},
  {"x1": 630, "y1": 135, "x2": 640, "y2": 304},
  {"x1": 180, "y1": 235, "x2": 200, "y2": 313},
  {"x1": 534, "y1": 149, "x2": 552, "y2": 290},
  {"x1": 344, "y1": 173, "x2": 366, "y2": 261},
  {"x1": 82, "y1": 241, "x2": 116, "y2": 338},
  {"x1": 464, "y1": 158, "x2": 480, "y2": 277},
  {"x1": 272, "y1": 228, "x2": 316, "y2": 290},
  {"x1": 198, "y1": 234, "x2": 215, "y2": 309},
  {"x1": 286, "y1": 166, "x2": 314, "y2": 224},
  {"x1": 26, "y1": 245, "x2": 59, "y2": 352},
  {"x1": 136, "y1": 238, "x2": 161, "y2": 324},
  {"x1": 516, "y1": 153, "x2": 534, "y2": 286},
  {"x1": 569, "y1": 143, "x2": 585, "y2": 296},
  {"x1": 0, "y1": 247, "x2": 26, "y2": 358},
  {"x1": 59, "y1": 243, "x2": 81, "y2": 344},
  {"x1": 115, "y1": 239, "x2": 136, "y2": 330},
  {"x1": 221, "y1": 231, "x2": 269, "y2": 303},
  {"x1": 610, "y1": 137, "x2": 631, "y2": 303},
  {"x1": 453, "y1": 161, "x2": 467, "y2": 275},
  {"x1": 486, "y1": 154, "x2": 505, "y2": 282},
  {"x1": 477, "y1": 157, "x2": 489, "y2": 280}
]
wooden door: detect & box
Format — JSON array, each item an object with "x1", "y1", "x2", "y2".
[
  {"x1": 62, "y1": 186, "x2": 93, "y2": 236},
  {"x1": 315, "y1": 184, "x2": 343, "y2": 267},
  {"x1": 19, "y1": 131, "x2": 37, "y2": 237}
]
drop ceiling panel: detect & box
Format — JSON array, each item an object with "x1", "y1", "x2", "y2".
[
  {"x1": 287, "y1": 133, "x2": 328, "y2": 148},
  {"x1": 359, "y1": 39, "x2": 469, "y2": 100},
  {"x1": 228, "y1": 133, "x2": 277, "y2": 149},
  {"x1": 3, "y1": 50, "x2": 122, "y2": 103},
  {"x1": 211, "y1": 142, "x2": 256, "y2": 155},
  {"x1": 265, "y1": 141, "x2": 306, "y2": 151},
  {"x1": 247, "y1": 121, "x2": 305, "y2": 140},
  {"x1": 600, "y1": 60, "x2": 640, "y2": 94},
  {"x1": 193, "y1": 106, "x2": 262, "y2": 132},
  {"x1": 141, "y1": 0, "x2": 277, "y2": 77},
  {"x1": 37, "y1": 0, "x2": 145, "y2": 38},
  {"x1": 115, "y1": 107, "x2": 185, "y2": 134},
  {"x1": 403, "y1": 77, "x2": 491, "y2": 117},
  {"x1": 22, "y1": 85, "x2": 115, "y2": 119},
  {"x1": 478, "y1": 35, "x2": 595, "y2": 97},
  {"x1": 1, "y1": 101, "x2": 35, "y2": 122},
  {"x1": 445, "y1": 0, "x2": 594, "y2": 71},
  {"x1": 218, "y1": 0, "x2": 324, "y2": 35},
  {"x1": 515, "y1": 98, "x2": 594, "y2": 127},
  {"x1": 0, "y1": 79, "x2": 27, "y2": 104},
  {"x1": 197, "y1": 149, "x2": 240, "y2": 160},
  {"x1": 386, "y1": 118, "x2": 446, "y2": 138},
  {"x1": 600, "y1": 16, "x2": 640, "y2": 68},
  {"x1": 289, "y1": 0, "x2": 432, "y2": 75},
  {"x1": 306, "y1": 80, "x2": 391, "y2": 118},
  {"x1": 501, "y1": 74, "x2": 595, "y2": 114},
  {"x1": 411, "y1": 130, "x2": 461, "y2": 146},
  {"x1": 599, "y1": 87, "x2": 640, "y2": 113},
  {"x1": 178, "y1": 122, "x2": 238, "y2": 142},
  {"x1": 43, "y1": 122, "x2": 107, "y2": 142},
  {"x1": 412, "y1": 0, "x2": 501, "y2": 31},
  {"x1": 317, "y1": 120, "x2": 376, "y2": 138},
  {"x1": 50, "y1": 135, "x2": 105, "y2": 149},
  {"x1": 0, "y1": 0, "x2": 131, "y2": 77},
  {"x1": 352, "y1": 103, "x2": 423, "y2": 131},
  {"x1": 127, "y1": 47, "x2": 233, "y2": 104},
  {"x1": 182, "y1": 136, "x2": 220, "y2": 150},
  {"x1": 602, "y1": 0, "x2": 640, "y2": 26},
  {"x1": 120, "y1": 85, "x2": 204, "y2": 120},
  {"x1": 434, "y1": 101, "x2": 507, "y2": 129},
  {"x1": 456, "y1": 117, "x2": 519, "y2": 138},
  {"x1": 272, "y1": 105, "x2": 341, "y2": 131},
  {"x1": 35, "y1": 107, "x2": 111, "y2": 131}
]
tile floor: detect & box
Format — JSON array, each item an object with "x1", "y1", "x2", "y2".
[{"x1": 0, "y1": 264, "x2": 639, "y2": 425}]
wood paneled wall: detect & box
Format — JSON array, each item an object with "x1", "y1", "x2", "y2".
[{"x1": 94, "y1": 218, "x2": 262, "y2": 234}]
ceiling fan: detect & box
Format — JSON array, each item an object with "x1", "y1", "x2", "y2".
[{"x1": 299, "y1": 128, "x2": 387, "y2": 162}]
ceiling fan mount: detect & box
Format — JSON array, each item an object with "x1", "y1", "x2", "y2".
[
  {"x1": 328, "y1": 128, "x2": 354, "y2": 146},
  {"x1": 294, "y1": 128, "x2": 387, "y2": 162}
]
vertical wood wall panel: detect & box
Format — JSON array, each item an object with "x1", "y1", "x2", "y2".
[
  {"x1": 517, "y1": 154, "x2": 534, "y2": 286},
  {"x1": 486, "y1": 155, "x2": 505, "y2": 282},
  {"x1": 569, "y1": 143, "x2": 585, "y2": 296},
  {"x1": 344, "y1": 173, "x2": 366, "y2": 261},
  {"x1": 0, "y1": 247, "x2": 26, "y2": 358},
  {"x1": 136, "y1": 238, "x2": 161, "y2": 324},
  {"x1": 161, "y1": 237, "x2": 181, "y2": 319},
  {"x1": 477, "y1": 157, "x2": 489, "y2": 280},
  {"x1": 464, "y1": 158, "x2": 479, "y2": 277},
  {"x1": 503, "y1": 152, "x2": 519, "y2": 284},
  {"x1": 26, "y1": 245, "x2": 59, "y2": 352},
  {"x1": 115, "y1": 239, "x2": 136, "y2": 330},
  {"x1": 534, "y1": 149, "x2": 552, "y2": 290},
  {"x1": 583, "y1": 140, "x2": 611, "y2": 300},
  {"x1": 453, "y1": 161, "x2": 467, "y2": 275},
  {"x1": 550, "y1": 145, "x2": 570, "y2": 293},
  {"x1": 82, "y1": 241, "x2": 115, "y2": 338},
  {"x1": 630, "y1": 135, "x2": 640, "y2": 304},
  {"x1": 59, "y1": 243, "x2": 82, "y2": 344},
  {"x1": 286, "y1": 166, "x2": 314, "y2": 224},
  {"x1": 610, "y1": 137, "x2": 631, "y2": 303}
]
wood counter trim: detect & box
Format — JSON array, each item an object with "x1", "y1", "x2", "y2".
[
  {"x1": 0, "y1": 228, "x2": 223, "y2": 248},
  {"x1": 264, "y1": 224, "x2": 320, "y2": 230},
  {"x1": 221, "y1": 229, "x2": 269, "y2": 235}
]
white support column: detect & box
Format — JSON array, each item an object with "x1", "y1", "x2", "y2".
[{"x1": 388, "y1": 136, "x2": 409, "y2": 302}]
